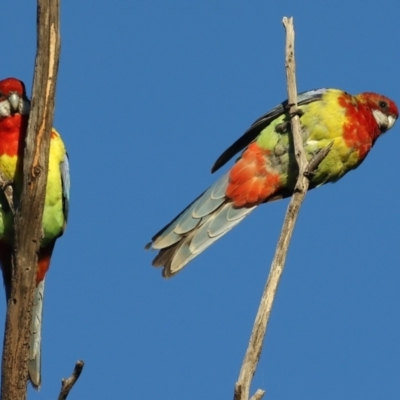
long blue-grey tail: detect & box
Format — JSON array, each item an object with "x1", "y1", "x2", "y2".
[
  {"x1": 146, "y1": 173, "x2": 256, "y2": 277},
  {"x1": 28, "y1": 279, "x2": 44, "y2": 389}
]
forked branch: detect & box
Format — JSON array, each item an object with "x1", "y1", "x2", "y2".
[{"x1": 57, "y1": 360, "x2": 85, "y2": 400}]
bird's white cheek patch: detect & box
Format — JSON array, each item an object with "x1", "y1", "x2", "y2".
[
  {"x1": 19, "y1": 99, "x2": 30, "y2": 115},
  {"x1": 0, "y1": 100, "x2": 11, "y2": 118},
  {"x1": 372, "y1": 109, "x2": 389, "y2": 130}
]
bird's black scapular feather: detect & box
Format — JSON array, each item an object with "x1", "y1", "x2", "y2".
[{"x1": 211, "y1": 89, "x2": 326, "y2": 174}]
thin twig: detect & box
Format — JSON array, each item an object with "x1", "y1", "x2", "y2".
[
  {"x1": 57, "y1": 361, "x2": 85, "y2": 400},
  {"x1": 250, "y1": 389, "x2": 266, "y2": 400},
  {"x1": 233, "y1": 17, "x2": 331, "y2": 400},
  {"x1": 305, "y1": 142, "x2": 333, "y2": 177}
]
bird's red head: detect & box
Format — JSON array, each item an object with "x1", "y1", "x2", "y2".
[
  {"x1": 0, "y1": 78, "x2": 26, "y2": 98},
  {"x1": 0, "y1": 77, "x2": 30, "y2": 118},
  {"x1": 358, "y1": 92, "x2": 398, "y2": 133}
]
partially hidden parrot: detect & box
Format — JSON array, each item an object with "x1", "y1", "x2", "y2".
[
  {"x1": 0, "y1": 77, "x2": 70, "y2": 388},
  {"x1": 146, "y1": 88, "x2": 398, "y2": 277}
]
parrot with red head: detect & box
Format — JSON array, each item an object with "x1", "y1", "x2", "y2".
[
  {"x1": 146, "y1": 88, "x2": 398, "y2": 277},
  {"x1": 0, "y1": 77, "x2": 70, "y2": 388}
]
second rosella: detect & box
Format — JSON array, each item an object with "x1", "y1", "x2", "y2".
[{"x1": 147, "y1": 88, "x2": 398, "y2": 277}]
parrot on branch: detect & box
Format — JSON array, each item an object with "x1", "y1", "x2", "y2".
[
  {"x1": 0, "y1": 77, "x2": 70, "y2": 388},
  {"x1": 146, "y1": 88, "x2": 398, "y2": 277}
]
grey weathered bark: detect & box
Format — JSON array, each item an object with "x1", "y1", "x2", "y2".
[
  {"x1": 233, "y1": 17, "x2": 332, "y2": 400},
  {"x1": 1, "y1": 1, "x2": 60, "y2": 399}
]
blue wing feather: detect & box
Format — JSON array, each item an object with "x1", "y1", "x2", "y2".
[
  {"x1": 60, "y1": 153, "x2": 70, "y2": 223},
  {"x1": 211, "y1": 88, "x2": 327, "y2": 173}
]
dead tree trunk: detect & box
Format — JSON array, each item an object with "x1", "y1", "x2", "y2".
[{"x1": 1, "y1": 1, "x2": 60, "y2": 398}]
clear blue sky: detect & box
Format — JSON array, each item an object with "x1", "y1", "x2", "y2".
[{"x1": 2, "y1": 1, "x2": 400, "y2": 399}]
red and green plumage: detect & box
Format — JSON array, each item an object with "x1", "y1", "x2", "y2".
[
  {"x1": 147, "y1": 88, "x2": 398, "y2": 277},
  {"x1": 0, "y1": 78, "x2": 70, "y2": 388}
]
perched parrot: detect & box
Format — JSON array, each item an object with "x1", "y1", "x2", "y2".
[
  {"x1": 146, "y1": 88, "x2": 398, "y2": 277},
  {"x1": 0, "y1": 77, "x2": 70, "y2": 388}
]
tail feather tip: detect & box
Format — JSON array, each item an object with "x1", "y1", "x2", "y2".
[{"x1": 28, "y1": 360, "x2": 41, "y2": 390}]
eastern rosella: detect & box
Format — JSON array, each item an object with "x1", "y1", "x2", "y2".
[
  {"x1": 147, "y1": 88, "x2": 398, "y2": 277},
  {"x1": 0, "y1": 78, "x2": 70, "y2": 388}
]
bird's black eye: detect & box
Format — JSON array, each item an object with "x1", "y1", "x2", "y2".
[{"x1": 379, "y1": 100, "x2": 388, "y2": 109}]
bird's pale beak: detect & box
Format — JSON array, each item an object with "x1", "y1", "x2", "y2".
[
  {"x1": 387, "y1": 115, "x2": 396, "y2": 130},
  {"x1": 8, "y1": 93, "x2": 20, "y2": 112}
]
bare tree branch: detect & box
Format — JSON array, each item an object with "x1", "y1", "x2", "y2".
[
  {"x1": 233, "y1": 17, "x2": 331, "y2": 400},
  {"x1": 249, "y1": 389, "x2": 266, "y2": 400},
  {"x1": 57, "y1": 361, "x2": 85, "y2": 400},
  {"x1": 1, "y1": 1, "x2": 60, "y2": 398}
]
